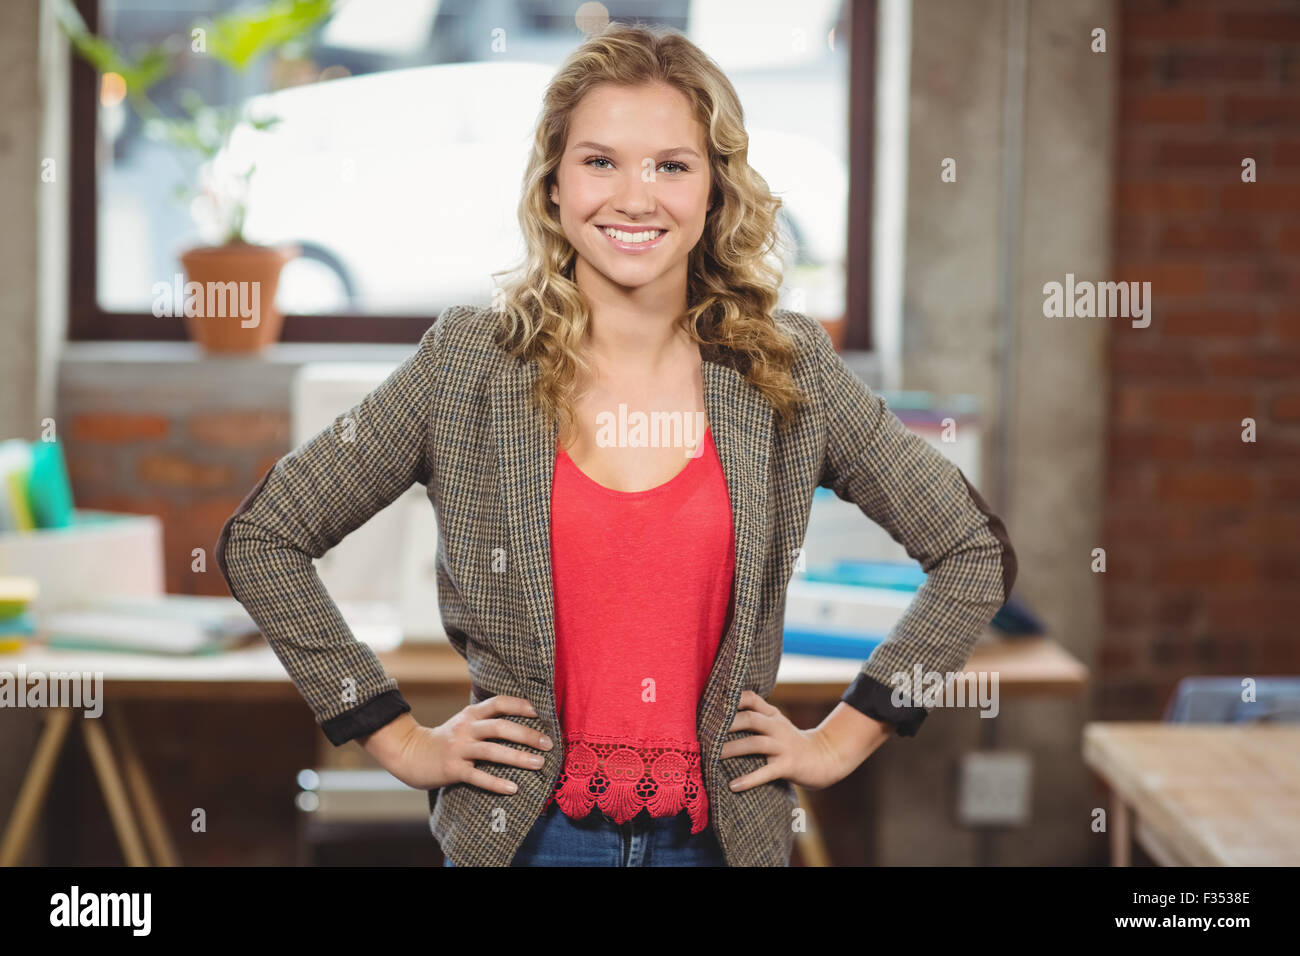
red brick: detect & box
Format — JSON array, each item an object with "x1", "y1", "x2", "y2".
[
  {"x1": 1202, "y1": 434, "x2": 1300, "y2": 462},
  {"x1": 1110, "y1": 348, "x2": 1203, "y2": 378},
  {"x1": 1278, "y1": 227, "x2": 1300, "y2": 254},
  {"x1": 1117, "y1": 182, "x2": 1212, "y2": 213},
  {"x1": 1149, "y1": 636, "x2": 1196, "y2": 668},
  {"x1": 188, "y1": 411, "x2": 290, "y2": 449},
  {"x1": 1276, "y1": 306, "x2": 1300, "y2": 342},
  {"x1": 1097, "y1": 642, "x2": 1137, "y2": 671},
  {"x1": 1114, "y1": 260, "x2": 1208, "y2": 295},
  {"x1": 1208, "y1": 351, "x2": 1300, "y2": 379},
  {"x1": 1269, "y1": 469, "x2": 1300, "y2": 500},
  {"x1": 137, "y1": 454, "x2": 235, "y2": 489},
  {"x1": 1148, "y1": 387, "x2": 1254, "y2": 422},
  {"x1": 1154, "y1": 140, "x2": 1266, "y2": 168},
  {"x1": 183, "y1": 497, "x2": 243, "y2": 530},
  {"x1": 1156, "y1": 222, "x2": 1264, "y2": 252},
  {"x1": 1212, "y1": 262, "x2": 1292, "y2": 295},
  {"x1": 1109, "y1": 430, "x2": 1197, "y2": 460},
  {"x1": 75, "y1": 494, "x2": 176, "y2": 527},
  {"x1": 1156, "y1": 51, "x2": 1270, "y2": 83},
  {"x1": 177, "y1": 497, "x2": 246, "y2": 586},
  {"x1": 1273, "y1": 392, "x2": 1300, "y2": 421},
  {"x1": 70, "y1": 413, "x2": 170, "y2": 443},
  {"x1": 1260, "y1": 636, "x2": 1300, "y2": 671},
  {"x1": 1277, "y1": 140, "x2": 1300, "y2": 166},
  {"x1": 1219, "y1": 183, "x2": 1300, "y2": 213},
  {"x1": 1116, "y1": 136, "x2": 1153, "y2": 169},
  {"x1": 1149, "y1": 548, "x2": 1255, "y2": 584},
  {"x1": 1114, "y1": 386, "x2": 1149, "y2": 426},
  {"x1": 252, "y1": 456, "x2": 282, "y2": 483},
  {"x1": 64, "y1": 454, "x2": 114, "y2": 491},
  {"x1": 1224, "y1": 12, "x2": 1300, "y2": 43},
  {"x1": 1115, "y1": 226, "x2": 1149, "y2": 255},
  {"x1": 1106, "y1": 463, "x2": 1154, "y2": 503},
  {"x1": 1121, "y1": 53, "x2": 1155, "y2": 84},
  {"x1": 1226, "y1": 95, "x2": 1300, "y2": 126},
  {"x1": 1122, "y1": 92, "x2": 1211, "y2": 124},
  {"x1": 1126, "y1": 9, "x2": 1220, "y2": 40},
  {"x1": 1162, "y1": 308, "x2": 1262, "y2": 336},
  {"x1": 1242, "y1": 511, "x2": 1300, "y2": 549}
]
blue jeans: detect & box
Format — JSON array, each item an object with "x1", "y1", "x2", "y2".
[{"x1": 443, "y1": 802, "x2": 729, "y2": 867}]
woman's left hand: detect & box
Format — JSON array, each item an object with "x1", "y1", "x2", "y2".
[{"x1": 722, "y1": 690, "x2": 859, "y2": 793}]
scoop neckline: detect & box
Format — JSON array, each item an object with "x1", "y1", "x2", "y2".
[{"x1": 557, "y1": 426, "x2": 712, "y2": 498}]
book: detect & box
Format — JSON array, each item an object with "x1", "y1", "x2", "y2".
[
  {"x1": 0, "y1": 576, "x2": 39, "y2": 618},
  {"x1": 40, "y1": 595, "x2": 260, "y2": 656}
]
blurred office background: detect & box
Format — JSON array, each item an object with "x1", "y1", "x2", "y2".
[{"x1": 0, "y1": 0, "x2": 1296, "y2": 865}]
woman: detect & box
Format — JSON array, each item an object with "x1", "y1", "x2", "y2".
[{"x1": 216, "y1": 22, "x2": 1017, "y2": 867}]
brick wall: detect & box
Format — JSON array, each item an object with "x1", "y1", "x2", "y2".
[
  {"x1": 62, "y1": 405, "x2": 289, "y2": 596},
  {"x1": 1105, "y1": 0, "x2": 1300, "y2": 718}
]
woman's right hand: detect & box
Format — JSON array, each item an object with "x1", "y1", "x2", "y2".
[{"x1": 359, "y1": 697, "x2": 554, "y2": 793}]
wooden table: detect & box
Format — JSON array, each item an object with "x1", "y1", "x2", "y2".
[
  {"x1": 1083, "y1": 723, "x2": 1300, "y2": 866},
  {"x1": 1, "y1": 631, "x2": 1085, "y2": 866}
]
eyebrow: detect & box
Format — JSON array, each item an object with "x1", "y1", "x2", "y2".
[{"x1": 571, "y1": 141, "x2": 702, "y2": 160}]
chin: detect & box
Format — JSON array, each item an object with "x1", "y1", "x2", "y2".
[{"x1": 591, "y1": 259, "x2": 661, "y2": 290}]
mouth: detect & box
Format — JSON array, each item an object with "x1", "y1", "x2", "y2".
[{"x1": 595, "y1": 224, "x2": 668, "y2": 253}]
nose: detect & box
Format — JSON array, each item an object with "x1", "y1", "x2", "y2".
[{"x1": 612, "y1": 166, "x2": 655, "y2": 218}]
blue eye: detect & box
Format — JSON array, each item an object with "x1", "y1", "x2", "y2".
[{"x1": 583, "y1": 156, "x2": 689, "y2": 173}]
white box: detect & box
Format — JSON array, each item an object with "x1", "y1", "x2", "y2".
[{"x1": 0, "y1": 510, "x2": 164, "y2": 612}]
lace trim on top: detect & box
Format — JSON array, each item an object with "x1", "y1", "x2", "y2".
[{"x1": 543, "y1": 732, "x2": 709, "y2": 834}]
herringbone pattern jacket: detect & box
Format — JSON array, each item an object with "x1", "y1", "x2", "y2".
[{"x1": 216, "y1": 304, "x2": 1016, "y2": 866}]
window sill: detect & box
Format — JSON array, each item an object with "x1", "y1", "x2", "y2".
[{"x1": 58, "y1": 340, "x2": 417, "y2": 408}]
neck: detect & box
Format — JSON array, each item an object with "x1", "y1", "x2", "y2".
[{"x1": 575, "y1": 257, "x2": 691, "y2": 374}]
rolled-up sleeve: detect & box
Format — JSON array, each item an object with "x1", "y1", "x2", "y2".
[
  {"x1": 807, "y1": 317, "x2": 1017, "y2": 737},
  {"x1": 215, "y1": 305, "x2": 462, "y2": 745}
]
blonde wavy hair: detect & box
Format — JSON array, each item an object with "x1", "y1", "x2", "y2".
[{"x1": 491, "y1": 21, "x2": 810, "y2": 443}]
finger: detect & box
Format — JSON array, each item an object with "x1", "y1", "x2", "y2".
[
  {"x1": 463, "y1": 739, "x2": 548, "y2": 770},
  {"x1": 475, "y1": 695, "x2": 539, "y2": 719},
  {"x1": 472, "y1": 717, "x2": 553, "y2": 752},
  {"x1": 727, "y1": 709, "x2": 778, "y2": 736},
  {"x1": 737, "y1": 690, "x2": 779, "y2": 716},
  {"x1": 720, "y1": 734, "x2": 780, "y2": 761},
  {"x1": 727, "y1": 709, "x2": 756, "y2": 733},
  {"x1": 726, "y1": 762, "x2": 783, "y2": 793},
  {"x1": 463, "y1": 766, "x2": 522, "y2": 795}
]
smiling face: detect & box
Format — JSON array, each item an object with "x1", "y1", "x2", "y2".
[{"x1": 549, "y1": 81, "x2": 713, "y2": 301}]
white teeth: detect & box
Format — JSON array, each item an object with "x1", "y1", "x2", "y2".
[{"x1": 601, "y1": 227, "x2": 663, "y2": 243}]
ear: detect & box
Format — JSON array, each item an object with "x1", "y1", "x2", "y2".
[{"x1": 549, "y1": 184, "x2": 558, "y2": 204}]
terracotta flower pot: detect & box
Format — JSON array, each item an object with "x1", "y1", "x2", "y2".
[{"x1": 178, "y1": 241, "x2": 297, "y2": 353}]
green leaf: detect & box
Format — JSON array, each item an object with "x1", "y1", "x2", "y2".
[
  {"x1": 144, "y1": 116, "x2": 219, "y2": 159},
  {"x1": 55, "y1": 0, "x2": 172, "y2": 97},
  {"x1": 204, "y1": 0, "x2": 334, "y2": 73}
]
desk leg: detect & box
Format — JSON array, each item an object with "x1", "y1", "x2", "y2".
[
  {"x1": 0, "y1": 707, "x2": 74, "y2": 866},
  {"x1": 108, "y1": 710, "x2": 179, "y2": 867},
  {"x1": 792, "y1": 784, "x2": 831, "y2": 867},
  {"x1": 1109, "y1": 790, "x2": 1131, "y2": 867},
  {"x1": 82, "y1": 717, "x2": 150, "y2": 866}
]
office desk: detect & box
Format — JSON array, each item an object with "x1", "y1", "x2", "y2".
[
  {"x1": 1083, "y1": 723, "x2": 1300, "y2": 866},
  {"x1": 2, "y1": 634, "x2": 1085, "y2": 866}
]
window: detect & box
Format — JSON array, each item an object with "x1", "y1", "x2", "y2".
[{"x1": 70, "y1": 0, "x2": 872, "y2": 344}]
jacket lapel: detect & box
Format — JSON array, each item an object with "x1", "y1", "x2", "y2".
[{"x1": 489, "y1": 347, "x2": 773, "y2": 758}]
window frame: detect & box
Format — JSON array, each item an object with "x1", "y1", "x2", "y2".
[{"x1": 68, "y1": 0, "x2": 875, "y2": 347}]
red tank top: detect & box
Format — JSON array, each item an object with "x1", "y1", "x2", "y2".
[{"x1": 544, "y1": 425, "x2": 736, "y2": 834}]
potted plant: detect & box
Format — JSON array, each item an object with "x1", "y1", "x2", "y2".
[{"x1": 58, "y1": 0, "x2": 335, "y2": 353}]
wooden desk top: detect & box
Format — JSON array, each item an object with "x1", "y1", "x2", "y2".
[
  {"x1": 6, "y1": 633, "x2": 1086, "y2": 703},
  {"x1": 1083, "y1": 722, "x2": 1300, "y2": 866}
]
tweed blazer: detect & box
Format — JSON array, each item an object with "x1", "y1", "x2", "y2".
[{"x1": 216, "y1": 303, "x2": 1017, "y2": 867}]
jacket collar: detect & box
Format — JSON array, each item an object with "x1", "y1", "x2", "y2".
[{"x1": 489, "y1": 346, "x2": 773, "y2": 754}]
